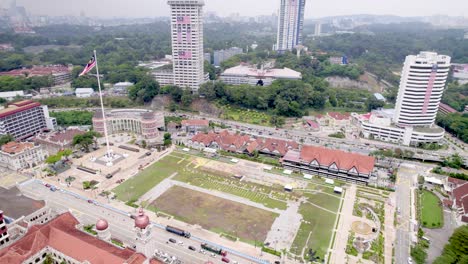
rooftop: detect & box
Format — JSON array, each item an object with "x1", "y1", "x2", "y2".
[
  {"x1": 34, "y1": 129, "x2": 85, "y2": 145},
  {"x1": 283, "y1": 145, "x2": 375, "y2": 174},
  {"x1": 0, "y1": 65, "x2": 70, "y2": 77},
  {"x1": 181, "y1": 119, "x2": 209, "y2": 127},
  {"x1": 0, "y1": 186, "x2": 45, "y2": 220},
  {"x1": 0, "y1": 100, "x2": 41, "y2": 119},
  {"x1": 222, "y1": 65, "x2": 301, "y2": 79},
  {"x1": 0, "y1": 212, "x2": 149, "y2": 264},
  {"x1": 1, "y1": 141, "x2": 35, "y2": 154}
]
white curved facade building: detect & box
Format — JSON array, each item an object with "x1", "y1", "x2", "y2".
[
  {"x1": 394, "y1": 52, "x2": 451, "y2": 127},
  {"x1": 357, "y1": 52, "x2": 450, "y2": 146}
]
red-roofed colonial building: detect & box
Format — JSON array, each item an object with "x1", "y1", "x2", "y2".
[
  {"x1": 281, "y1": 145, "x2": 375, "y2": 184},
  {"x1": 0, "y1": 212, "x2": 157, "y2": 264}
]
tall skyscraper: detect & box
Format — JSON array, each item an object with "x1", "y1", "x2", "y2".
[
  {"x1": 167, "y1": 0, "x2": 206, "y2": 93},
  {"x1": 276, "y1": 0, "x2": 306, "y2": 52},
  {"x1": 394, "y1": 51, "x2": 451, "y2": 127}
]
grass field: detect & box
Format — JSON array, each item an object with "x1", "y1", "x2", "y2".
[
  {"x1": 219, "y1": 105, "x2": 272, "y2": 126},
  {"x1": 153, "y1": 186, "x2": 278, "y2": 242},
  {"x1": 291, "y1": 202, "x2": 338, "y2": 261},
  {"x1": 174, "y1": 170, "x2": 288, "y2": 210},
  {"x1": 112, "y1": 155, "x2": 187, "y2": 201},
  {"x1": 420, "y1": 190, "x2": 443, "y2": 228},
  {"x1": 302, "y1": 191, "x2": 341, "y2": 212}
]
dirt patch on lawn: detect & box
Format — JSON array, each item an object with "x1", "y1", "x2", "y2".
[{"x1": 153, "y1": 185, "x2": 278, "y2": 241}]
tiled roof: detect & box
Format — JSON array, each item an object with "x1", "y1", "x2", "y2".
[
  {"x1": 0, "y1": 212, "x2": 148, "y2": 264},
  {"x1": 181, "y1": 119, "x2": 209, "y2": 127},
  {"x1": 0, "y1": 65, "x2": 70, "y2": 77},
  {"x1": 1, "y1": 142, "x2": 35, "y2": 154},
  {"x1": 35, "y1": 129, "x2": 85, "y2": 145},
  {"x1": 328, "y1": 112, "x2": 351, "y2": 121},
  {"x1": 453, "y1": 182, "x2": 468, "y2": 209},
  {"x1": 252, "y1": 137, "x2": 298, "y2": 156},
  {"x1": 306, "y1": 120, "x2": 320, "y2": 129},
  {"x1": 283, "y1": 145, "x2": 375, "y2": 174},
  {"x1": 448, "y1": 177, "x2": 467, "y2": 186}
]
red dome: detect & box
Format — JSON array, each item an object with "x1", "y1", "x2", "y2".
[
  {"x1": 96, "y1": 219, "x2": 108, "y2": 230},
  {"x1": 134, "y1": 208, "x2": 150, "y2": 229}
]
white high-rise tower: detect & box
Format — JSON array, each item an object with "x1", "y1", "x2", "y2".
[
  {"x1": 276, "y1": 0, "x2": 306, "y2": 52},
  {"x1": 394, "y1": 51, "x2": 451, "y2": 127},
  {"x1": 168, "y1": 0, "x2": 206, "y2": 93}
]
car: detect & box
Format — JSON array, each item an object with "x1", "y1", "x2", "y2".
[
  {"x1": 87, "y1": 199, "x2": 94, "y2": 204},
  {"x1": 168, "y1": 238, "x2": 176, "y2": 243},
  {"x1": 45, "y1": 183, "x2": 51, "y2": 187},
  {"x1": 221, "y1": 257, "x2": 230, "y2": 263},
  {"x1": 178, "y1": 241, "x2": 184, "y2": 246},
  {"x1": 408, "y1": 257, "x2": 413, "y2": 264},
  {"x1": 188, "y1": 246, "x2": 196, "y2": 251},
  {"x1": 211, "y1": 253, "x2": 216, "y2": 257}
]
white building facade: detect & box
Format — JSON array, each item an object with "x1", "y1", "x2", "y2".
[
  {"x1": 355, "y1": 52, "x2": 451, "y2": 147},
  {"x1": 0, "y1": 142, "x2": 46, "y2": 171},
  {"x1": 394, "y1": 52, "x2": 451, "y2": 127},
  {"x1": 168, "y1": 0, "x2": 206, "y2": 92},
  {"x1": 276, "y1": 0, "x2": 306, "y2": 52},
  {"x1": 220, "y1": 65, "x2": 301, "y2": 86}
]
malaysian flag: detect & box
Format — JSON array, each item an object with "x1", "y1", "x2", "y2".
[
  {"x1": 178, "y1": 51, "x2": 192, "y2": 59},
  {"x1": 176, "y1": 16, "x2": 191, "y2": 24},
  {"x1": 79, "y1": 55, "x2": 96, "y2": 76}
]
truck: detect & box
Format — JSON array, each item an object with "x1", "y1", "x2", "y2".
[
  {"x1": 201, "y1": 243, "x2": 227, "y2": 256},
  {"x1": 165, "y1": 225, "x2": 191, "y2": 238}
]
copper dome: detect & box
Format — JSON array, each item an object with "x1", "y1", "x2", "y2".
[
  {"x1": 134, "y1": 208, "x2": 150, "y2": 229},
  {"x1": 96, "y1": 219, "x2": 108, "y2": 231}
]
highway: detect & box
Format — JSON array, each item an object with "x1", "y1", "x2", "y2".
[{"x1": 19, "y1": 179, "x2": 270, "y2": 264}]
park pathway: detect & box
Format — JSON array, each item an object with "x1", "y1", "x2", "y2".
[
  {"x1": 329, "y1": 184, "x2": 357, "y2": 264},
  {"x1": 138, "y1": 172, "x2": 178, "y2": 203}
]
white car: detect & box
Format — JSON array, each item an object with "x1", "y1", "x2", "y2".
[{"x1": 408, "y1": 257, "x2": 413, "y2": 264}]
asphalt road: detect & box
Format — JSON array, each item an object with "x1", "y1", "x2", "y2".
[
  {"x1": 394, "y1": 166, "x2": 416, "y2": 264},
  {"x1": 19, "y1": 180, "x2": 262, "y2": 264}
]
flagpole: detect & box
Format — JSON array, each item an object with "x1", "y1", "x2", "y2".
[{"x1": 94, "y1": 50, "x2": 113, "y2": 166}]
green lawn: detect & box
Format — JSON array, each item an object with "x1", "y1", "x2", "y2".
[
  {"x1": 302, "y1": 191, "x2": 341, "y2": 212},
  {"x1": 291, "y1": 202, "x2": 338, "y2": 261},
  {"x1": 220, "y1": 105, "x2": 272, "y2": 126},
  {"x1": 420, "y1": 190, "x2": 443, "y2": 228},
  {"x1": 112, "y1": 154, "x2": 187, "y2": 201}
]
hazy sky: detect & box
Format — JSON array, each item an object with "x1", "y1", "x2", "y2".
[{"x1": 7, "y1": 0, "x2": 468, "y2": 18}]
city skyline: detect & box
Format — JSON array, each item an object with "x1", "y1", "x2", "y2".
[{"x1": 5, "y1": 0, "x2": 468, "y2": 19}]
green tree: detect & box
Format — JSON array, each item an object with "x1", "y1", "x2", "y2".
[
  {"x1": 181, "y1": 90, "x2": 193, "y2": 107},
  {"x1": 433, "y1": 226, "x2": 468, "y2": 264},
  {"x1": 163, "y1": 132, "x2": 172, "y2": 146},
  {"x1": 72, "y1": 131, "x2": 101, "y2": 152},
  {"x1": 0, "y1": 134, "x2": 14, "y2": 146}
]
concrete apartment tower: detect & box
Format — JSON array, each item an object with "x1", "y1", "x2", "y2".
[
  {"x1": 394, "y1": 51, "x2": 451, "y2": 127},
  {"x1": 167, "y1": 0, "x2": 206, "y2": 93},
  {"x1": 276, "y1": 0, "x2": 306, "y2": 52}
]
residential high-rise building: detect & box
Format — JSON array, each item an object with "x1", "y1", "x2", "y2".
[
  {"x1": 213, "y1": 47, "x2": 243, "y2": 66},
  {"x1": 168, "y1": 0, "x2": 206, "y2": 92},
  {"x1": 275, "y1": 0, "x2": 306, "y2": 52},
  {"x1": 394, "y1": 52, "x2": 451, "y2": 127}
]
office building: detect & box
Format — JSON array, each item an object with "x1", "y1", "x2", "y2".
[
  {"x1": 0, "y1": 100, "x2": 55, "y2": 140},
  {"x1": 275, "y1": 0, "x2": 306, "y2": 52},
  {"x1": 0, "y1": 142, "x2": 46, "y2": 170},
  {"x1": 356, "y1": 52, "x2": 451, "y2": 146},
  {"x1": 394, "y1": 52, "x2": 451, "y2": 127},
  {"x1": 452, "y1": 63, "x2": 468, "y2": 85},
  {"x1": 92, "y1": 109, "x2": 164, "y2": 140},
  {"x1": 168, "y1": 0, "x2": 206, "y2": 92},
  {"x1": 314, "y1": 22, "x2": 321, "y2": 36},
  {"x1": 213, "y1": 47, "x2": 243, "y2": 66},
  {"x1": 220, "y1": 65, "x2": 301, "y2": 86}
]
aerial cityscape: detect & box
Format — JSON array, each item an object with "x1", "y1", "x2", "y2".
[{"x1": 0, "y1": 0, "x2": 467, "y2": 264}]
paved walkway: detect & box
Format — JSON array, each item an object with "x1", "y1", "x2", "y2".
[
  {"x1": 329, "y1": 184, "x2": 356, "y2": 264},
  {"x1": 138, "y1": 172, "x2": 178, "y2": 203},
  {"x1": 265, "y1": 200, "x2": 302, "y2": 251},
  {"x1": 384, "y1": 193, "x2": 396, "y2": 264}
]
